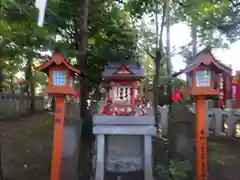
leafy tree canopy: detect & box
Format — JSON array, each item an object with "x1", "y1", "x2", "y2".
[{"x1": 0, "y1": 0, "x2": 139, "y2": 100}]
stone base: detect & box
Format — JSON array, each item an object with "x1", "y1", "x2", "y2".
[
  {"x1": 105, "y1": 135, "x2": 143, "y2": 172},
  {"x1": 93, "y1": 115, "x2": 155, "y2": 180},
  {"x1": 93, "y1": 134, "x2": 154, "y2": 180},
  {"x1": 225, "y1": 99, "x2": 232, "y2": 109},
  {"x1": 105, "y1": 170, "x2": 144, "y2": 180},
  {"x1": 60, "y1": 125, "x2": 79, "y2": 180}
]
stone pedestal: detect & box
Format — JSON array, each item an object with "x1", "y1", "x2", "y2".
[
  {"x1": 158, "y1": 106, "x2": 169, "y2": 136},
  {"x1": 225, "y1": 109, "x2": 239, "y2": 137},
  {"x1": 225, "y1": 99, "x2": 232, "y2": 109},
  {"x1": 212, "y1": 108, "x2": 224, "y2": 136},
  {"x1": 105, "y1": 135, "x2": 143, "y2": 172},
  {"x1": 60, "y1": 125, "x2": 79, "y2": 180},
  {"x1": 93, "y1": 116, "x2": 155, "y2": 180}
]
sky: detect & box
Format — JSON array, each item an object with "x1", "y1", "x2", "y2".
[{"x1": 169, "y1": 23, "x2": 240, "y2": 76}]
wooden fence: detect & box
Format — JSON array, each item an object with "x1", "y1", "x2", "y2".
[{"x1": 0, "y1": 93, "x2": 44, "y2": 120}]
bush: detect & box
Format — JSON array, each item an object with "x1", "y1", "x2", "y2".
[{"x1": 156, "y1": 159, "x2": 192, "y2": 180}]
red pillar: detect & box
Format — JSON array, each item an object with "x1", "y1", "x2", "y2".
[
  {"x1": 50, "y1": 95, "x2": 65, "y2": 180},
  {"x1": 195, "y1": 95, "x2": 208, "y2": 180}
]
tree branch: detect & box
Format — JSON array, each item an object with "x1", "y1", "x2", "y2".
[
  {"x1": 143, "y1": 47, "x2": 155, "y2": 59},
  {"x1": 176, "y1": 0, "x2": 233, "y2": 34},
  {"x1": 158, "y1": 0, "x2": 167, "y2": 52},
  {"x1": 229, "y1": 0, "x2": 240, "y2": 7}
]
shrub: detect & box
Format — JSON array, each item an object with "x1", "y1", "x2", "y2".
[{"x1": 156, "y1": 159, "x2": 192, "y2": 180}]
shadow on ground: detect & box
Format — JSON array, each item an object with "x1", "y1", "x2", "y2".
[{"x1": 0, "y1": 113, "x2": 53, "y2": 180}]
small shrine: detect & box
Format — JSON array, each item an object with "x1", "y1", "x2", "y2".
[
  {"x1": 93, "y1": 63, "x2": 155, "y2": 180},
  {"x1": 101, "y1": 63, "x2": 145, "y2": 116}
]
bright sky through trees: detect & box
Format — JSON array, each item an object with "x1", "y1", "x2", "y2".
[{"x1": 170, "y1": 23, "x2": 239, "y2": 76}]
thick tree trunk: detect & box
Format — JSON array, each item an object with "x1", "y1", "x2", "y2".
[
  {"x1": 78, "y1": 0, "x2": 89, "y2": 119},
  {"x1": 153, "y1": 0, "x2": 167, "y2": 127},
  {"x1": 25, "y1": 58, "x2": 35, "y2": 113},
  {"x1": 153, "y1": 50, "x2": 161, "y2": 126},
  {"x1": 76, "y1": 0, "x2": 93, "y2": 180},
  {"x1": 165, "y1": 0, "x2": 172, "y2": 107}
]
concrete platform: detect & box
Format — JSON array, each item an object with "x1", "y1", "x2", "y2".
[{"x1": 93, "y1": 115, "x2": 155, "y2": 180}]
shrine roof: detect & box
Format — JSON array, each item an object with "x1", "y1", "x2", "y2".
[
  {"x1": 37, "y1": 49, "x2": 85, "y2": 77},
  {"x1": 102, "y1": 63, "x2": 144, "y2": 79},
  {"x1": 172, "y1": 46, "x2": 232, "y2": 77}
]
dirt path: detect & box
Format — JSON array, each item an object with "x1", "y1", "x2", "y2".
[
  {"x1": 1, "y1": 114, "x2": 240, "y2": 180},
  {"x1": 0, "y1": 113, "x2": 53, "y2": 180}
]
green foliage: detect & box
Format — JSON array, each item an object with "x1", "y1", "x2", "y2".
[
  {"x1": 1, "y1": 0, "x2": 240, "y2": 99},
  {"x1": 172, "y1": 0, "x2": 240, "y2": 43},
  {"x1": 125, "y1": 0, "x2": 158, "y2": 19},
  {"x1": 156, "y1": 159, "x2": 192, "y2": 180},
  {"x1": 0, "y1": 0, "x2": 140, "y2": 100}
]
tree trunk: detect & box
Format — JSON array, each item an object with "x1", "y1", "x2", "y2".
[
  {"x1": 0, "y1": 72, "x2": 4, "y2": 92},
  {"x1": 155, "y1": 7, "x2": 159, "y2": 50},
  {"x1": 30, "y1": 72, "x2": 35, "y2": 113},
  {"x1": 77, "y1": 0, "x2": 89, "y2": 119},
  {"x1": 10, "y1": 73, "x2": 14, "y2": 94},
  {"x1": 0, "y1": 61, "x2": 5, "y2": 92},
  {"x1": 51, "y1": 96, "x2": 55, "y2": 112},
  {"x1": 186, "y1": 22, "x2": 197, "y2": 87},
  {"x1": 153, "y1": 49, "x2": 161, "y2": 126},
  {"x1": 191, "y1": 22, "x2": 197, "y2": 55},
  {"x1": 165, "y1": 0, "x2": 170, "y2": 59},
  {"x1": 25, "y1": 58, "x2": 35, "y2": 113},
  {"x1": 153, "y1": 0, "x2": 167, "y2": 127},
  {"x1": 165, "y1": 0, "x2": 172, "y2": 107},
  {"x1": 76, "y1": 0, "x2": 93, "y2": 180}
]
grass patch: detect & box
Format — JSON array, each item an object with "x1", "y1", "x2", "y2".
[
  {"x1": 208, "y1": 140, "x2": 236, "y2": 165},
  {"x1": 1, "y1": 113, "x2": 53, "y2": 140},
  {"x1": 22, "y1": 114, "x2": 53, "y2": 138}
]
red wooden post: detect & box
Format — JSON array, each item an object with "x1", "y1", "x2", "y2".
[
  {"x1": 195, "y1": 96, "x2": 208, "y2": 180},
  {"x1": 50, "y1": 95, "x2": 65, "y2": 180}
]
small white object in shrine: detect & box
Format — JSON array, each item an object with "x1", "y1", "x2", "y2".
[{"x1": 35, "y1": 0, "x2": 48, "y2": 27}]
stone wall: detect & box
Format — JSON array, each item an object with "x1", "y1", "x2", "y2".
[
  {"x1": 64, "y1": 103, "x2": 80, "y2": 121},
  {"x1": 158, "y1": 100, "x2": 240, "y2": 137},
  {"x1": 0, "y1": 93, "x2": 44, "y2": 119}
]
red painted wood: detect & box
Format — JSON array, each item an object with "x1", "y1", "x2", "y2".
[
  {"x1": 112, "y1": 65, "x2": 134, "y2": 75},
  {"x1": 50, "y1": 96, "x2": 65, "y2": 180}
]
